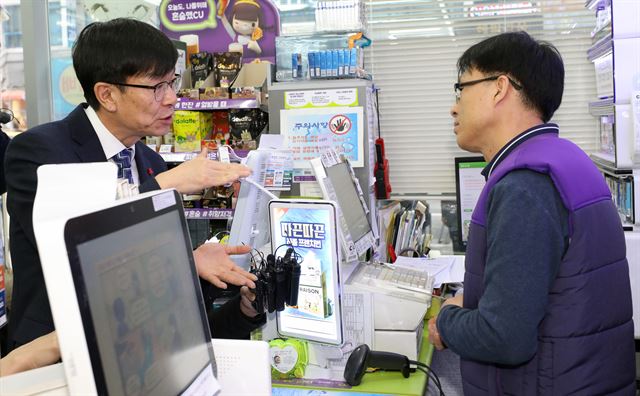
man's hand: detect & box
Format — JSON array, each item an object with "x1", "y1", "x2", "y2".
[
  {"x1": 156, "y1": 148, "x2": 251, "y2": 194},
  {"x1": 0, "y1": 331, "x2": 60, "y2": 377},
  {"x1": 193, "y1": 243, "x2": 257, "y2": 289},
  {"x1": 442, "y1": 293, "x2": 463, "y2": 308},
  {"x1": 428, "y1": 316, "x2": 446, "y2": 351},
  {"x1": 428, "y1": 293, "x2": 463, "y2": 351},
  {"x1": 239, "y1": 286, "x2": 260, "y2": 318}
]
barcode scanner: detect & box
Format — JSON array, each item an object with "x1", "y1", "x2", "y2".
[{"x1": 343, "y1": 344, "x2": 410, "y2": 386}]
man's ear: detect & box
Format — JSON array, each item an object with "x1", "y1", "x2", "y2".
[
  {"x1": 493, "y1": 75, "x2": 510, "y2": 103},
  {"x1": 94, "y1": 82, "x2": 118, "y2": 113}
]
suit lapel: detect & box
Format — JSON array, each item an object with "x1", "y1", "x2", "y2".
[
  {"x1": 134, "y1": 142, "x2": 153, "y2": 185},
  {"x1": 68, "y1": 104, "x2": 108, "y2": 163}
]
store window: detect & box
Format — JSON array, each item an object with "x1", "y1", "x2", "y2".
[
  {"x1": 48, "y1": 0, "x2": 160, "y2": 121},
  {"x1": 0, "y1": 2, "x2": 27, "y2": 131},
  {"x1": 365, "y1": 0, "x2": 597, "y2": 195},
  {"x1": 1, "y1": 5, "x2": 20, "y2": 48}
]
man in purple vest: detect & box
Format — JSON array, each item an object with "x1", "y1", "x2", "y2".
[{"x1": 428, "y1": 31, "x2": 636, "y2": 395}]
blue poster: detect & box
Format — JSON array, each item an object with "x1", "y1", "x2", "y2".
[{"x1": 51, "y1": 57, "x2": 84, "y2": 121}]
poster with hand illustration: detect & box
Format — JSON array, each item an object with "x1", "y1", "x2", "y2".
[
  {"x1": 280, "y1": 107, "x2": 365, "y2": 168},
  {"x1": 159, "y1": 0, "x2": 280, "y2": 64}
]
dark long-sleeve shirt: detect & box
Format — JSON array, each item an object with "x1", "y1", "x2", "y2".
[{"x1": 437, "y1": 164, "x2": 569, "y2": 365}]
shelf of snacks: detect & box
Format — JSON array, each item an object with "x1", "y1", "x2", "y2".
[
  {"x1": 175, "y1": 98, "x2": 260, "y2": 111},
  {"x1": 184, "y1": 208, "x2": 234, "y2": 220},
  {"x1": 158, "y1": 149, "x2": 249, "y2": 163}
]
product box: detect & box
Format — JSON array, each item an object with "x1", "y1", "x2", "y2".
[
  {"x1": 230, "y1": 62, "x2": 273, "y2": 103},
  {"x1": 177, "y1": 88, "x2": 200, "y2": 100},
  {"x1": 171, "y1": 39, "x2": 187, "y2": 82},
  {"x1": 297, "y1": 285, "x2": 326, "y2": 318},
  {"x1": 172, "y1": 111, "x2": 212, "y2": 152},
  {"x1": 199, "y1": 87, "x2": 229, "y2": 100}
]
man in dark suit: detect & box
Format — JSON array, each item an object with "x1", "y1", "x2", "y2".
[
  {"x1": 0, "y1": 129, "x2": 9, "y2": 194},
  {"x1": 4, "y1": 18, "x2": 262, "y2": 352}
]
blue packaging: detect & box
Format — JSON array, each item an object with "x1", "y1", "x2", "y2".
[
  {"x1": 332, "y1": 50, "x2": 339, "y2": 77},
  {"x1": 320, "y1": 51, "x2": 328, "y2": 78},
  {"x1": 292, "y1": 53, "x2": 299, "y2": 79},
  {"x1": 315, "y1": 52, "x2": 321, "y2": 78},
  {"x1": 308, "y1": 52, "x2": 316, "y2": 78},
  {"x1": 349, "y1": 48, "x2": 357, "y2": 76},
  {"x1": 338, "y1": 49, "x2": 345, "y2": 77}
]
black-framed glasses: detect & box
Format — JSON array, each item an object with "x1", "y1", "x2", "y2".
[
  {"x1": 454, "y1": 75, "x2": 522, "y2": 102},
  {"x1": 105, "y1": 75, "x2": 181, "y2": 101}
]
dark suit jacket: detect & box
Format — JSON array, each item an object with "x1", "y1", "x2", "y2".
[
  {"x1": 4, "y1": 105, "x2": 166, "y2": 349},
  {"x1": 5, "y1": 104, "x2": 263, "y2": 350},
  {"x1": 1, "y1": 129, "x2": 11, "y2": 194}
]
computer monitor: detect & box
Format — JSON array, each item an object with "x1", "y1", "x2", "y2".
[
  {"x1": 454, "y1": 156, "x2": 487, "y2": 250},
  {"x1": 63, "y1": 190, "x2": 218, "y2": 395},
  {"x1": 268, "y1": 199, "x2": 344, "y2": 345},
  {"x1": 228, "y1": 149, "x2": 280, "y2": 270},
  {"x1": 310, "y1": 151, "x2": 376, "y2": 263}
]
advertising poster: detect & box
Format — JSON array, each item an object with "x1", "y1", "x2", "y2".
[
  {"x1": 271, "y1": 206, "x2": 337, "y2": 334},
  {"x1": 280, "y1": 107, "x2": 364, "y2": 168},
  {"x1": 51, "y1": 57, "x2": 84, "y2": 121},
  {"x1": 159, "y1": 0, "x2": 280, "y2": 64}
]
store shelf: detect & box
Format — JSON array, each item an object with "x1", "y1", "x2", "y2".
[
  {"x1": 175, "y1": 98, "x2": 259, "y2": 111},
  {"x1": 159, "y1": 150, "x2": 249, "y2": 163},
  {"x1": 589, "y1": 97, "x2": 614, "y2": 117},
  {"x1": 587, "y1": 34, "x2": 612, "y2": 61},
  {"x1": 591, "y1": 152, "x2": 617, "y2": 168},
  {"x1": 184, "y1": 208, "x2": 233, "y2": 220}
]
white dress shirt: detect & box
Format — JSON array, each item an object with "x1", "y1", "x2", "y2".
[{"x1": 84, "y1": 106, "x2": 140, "y2": 185}]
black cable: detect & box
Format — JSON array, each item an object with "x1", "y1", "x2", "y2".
[
  {"x1": 412, "y1": 360, "x2": 444, "y2": 396},
  {"x1": 416, "y1": 366, "x2": 444, "y2": 396},
  {"x1": 398, "y1": 247, "x2": 424, "y2": 258}
]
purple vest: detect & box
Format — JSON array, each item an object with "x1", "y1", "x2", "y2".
[{"x1": 462, "y1": 132, "x2": 635, "y2": 395}]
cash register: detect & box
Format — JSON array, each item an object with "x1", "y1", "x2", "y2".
[{"x1": 310, "y1": 150, "x2": 434, "y2": 361}]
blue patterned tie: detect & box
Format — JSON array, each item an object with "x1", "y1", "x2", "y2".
[{"x1": 112, "y1": 148, "x2": 134, "y2": 184}]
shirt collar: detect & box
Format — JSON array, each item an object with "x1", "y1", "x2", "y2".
[
  {"x1": 481, "y1": 123, "x2": 559, "y2": 180},
  {"x1": 84, "y1": 106, "x2": 136, "y2": 160}
]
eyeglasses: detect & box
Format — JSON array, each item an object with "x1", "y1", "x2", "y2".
[
  {"x1": 105, "y1": 75, "x2": 181, "y2": 101},
  {"x1": 454, "y1": 75, "x2": 522, "y2": 102}
]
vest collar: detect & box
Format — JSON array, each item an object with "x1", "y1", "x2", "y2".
[{"x1": 481, "y1": 123, "x2": 559, "y2": 180}]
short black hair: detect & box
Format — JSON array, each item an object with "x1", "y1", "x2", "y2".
[
  {"x1": 457, "y1": 31, "x2": 564, "y2": 123},
  {"x1": 72, "y1": 18, "x2": 178, "y2": 109}
]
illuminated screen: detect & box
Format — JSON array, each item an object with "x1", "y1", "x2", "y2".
[
  {"x1": 270, "y1": 201, "x2": 343, "y2": 345},
  {"x1": 455, "y1": 157, "x2": 487, "y2": 245}
]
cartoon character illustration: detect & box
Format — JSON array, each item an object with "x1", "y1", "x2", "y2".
[{"x1": 218, "y1": 0, "x2": 264, "y2": 55}]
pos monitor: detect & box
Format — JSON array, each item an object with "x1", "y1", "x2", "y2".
[
  {"x1": 454, "y1": 156, "x2": 487, "y2": 250},
  {"x1": 62, "y1": 190, "x2": 218, "y2": 395},
  {"x1": 310, "y1": 151, "x2": 376, "y2": 263}
]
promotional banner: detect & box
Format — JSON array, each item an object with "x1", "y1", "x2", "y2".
[
  {"x1": 159, "y1": 0, "x2": 280, "y2": 64},
  {"x1": 51, "y1": 57, "x2": 84, "y2": 121}
]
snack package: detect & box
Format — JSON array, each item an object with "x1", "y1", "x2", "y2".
[
  {"x1": 190, "y1": 52, "x2": 214, "y2": 89},
  {"x1": 199, "y1": 87, "x2": 229, "y2": 100},
  {"x1": 177, "y1": 88, "x2": 199, "y2": 100},
  {"x1": 214, "y1": 52, "x2": 242, "y2": 88},
  {"x1": 228, "y1": 109, "x2": 268, "y2": 149},
  {"x1": 173, "y1": 111, "x2": 212, "y2": 152},
  {"x1": 230, "y1": 86, "x2": 259, "y2": 100}
]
